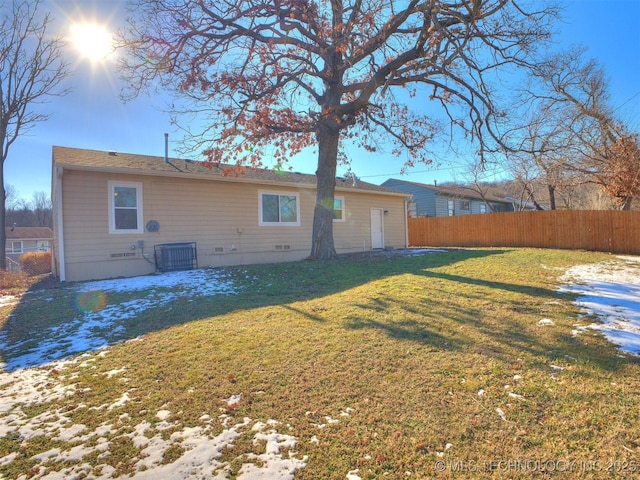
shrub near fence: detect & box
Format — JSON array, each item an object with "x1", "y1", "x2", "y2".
[
  {"x1": 408, "y1": 210, "x2": 640, "y2": 254},
  {"x1": 18, "y1": 251, "x2": 52, "y2": 276}
]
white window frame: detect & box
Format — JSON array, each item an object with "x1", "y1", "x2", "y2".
[
  {"x1": 447, "y1": 199, "x2": 455, "y2": 216},
  {"x1": 109, "y1": 181, "x2": 144, "y2": 234},
  {"x1": 8, "y1": 240, "x2": 23, "y2": 254},
  {"x1": 259, "y1": 191, "x2": 301, "y2": 226},
  {"x1": 333, "y1": 196, "x2": 345, "y2": 222},
  {"x1": 480, "y1": 203, "x2": 487, "y2": 214}
]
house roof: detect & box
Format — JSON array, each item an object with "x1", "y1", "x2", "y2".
[
  {"x1": 5, "y1": 227, "x2": 53, "y2": 240},
  {"x1": 52, "y1": 146, "x2": 408, "y2": 197},
  {"x1": 383, "y1": 178, "x2": 512, "y2": 204}
]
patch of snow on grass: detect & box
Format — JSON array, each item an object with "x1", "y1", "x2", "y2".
[
  {"x1": 104, "y1": 366, "x2": 126, "y2": 378},
  {"x1": 0, "y1": 295, "x2": 19, "y2": 307},
  {"x1": 537, "y1": 318, "x2": 555, "y2": 326},
  {"x1": 0, "y1": 268, "x2": 240, "y2": 370},
  {"x1": 346, "y1": 469, "x2": 362, "y2": 480},
  {"x1": 559, "y1": 256, "x2": 640, "y2": 355},
  {"x1": 156, "y1": 410, "x2": 171, "y2": 420},
  {"x1": 224, "y1": 393, "x2": 242, "y2": 406},
  {"x1": 107, "y1": 391, "x2": 131, "y2": 410},
  {"x1": 238, "y1": 422, "x2": 307, "y2": 479},
  {"x1": 379, "y1": 248, "x2": 448, "y2": 257},
  {"x1": 0, "y1": 361, "x2": 77, "y2": 414},
  {"x1": 0, "y1": 356, "x2": 307, "y2": 479},
  {"x1": 77, "y1": 268, "x2": 237, "y2": 295}
]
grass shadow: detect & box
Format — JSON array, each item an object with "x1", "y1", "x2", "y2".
[
  {"x1": 1, "y1": 249, "x2": 498, "y2": 370},
  {"x1": 1, "y1": 248, "x2": 631, "y2": 374}
]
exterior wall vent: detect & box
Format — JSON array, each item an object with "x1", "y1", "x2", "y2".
[
  {"x1": 154, "y1": 242, "x2": 197, "y2": 272},
  {"x1": 109, "y1": 252, "x2": 137, "y2": 259},
  {"x1": 274, "y1": 244, "x2": 291, "y2": 251},
  {"x1": 213, "y1": 246, "x2": 225, "y2": 254}
]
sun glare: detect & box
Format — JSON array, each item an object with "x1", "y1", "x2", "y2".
[{"x1": 70, "y1": 23, "x2": 113, "y2": 62}]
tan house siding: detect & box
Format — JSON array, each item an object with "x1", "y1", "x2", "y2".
[
  {"x1": 333, "y1": 192, "x2": 406, "y2": 251},
  {"x1": 58, "y1": 167, "x2": 407, "y2": 282}
]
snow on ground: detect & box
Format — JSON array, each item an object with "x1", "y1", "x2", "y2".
[
  {"x1": 0, "y1": 250, "x2": 445, "y2": 371},
  {"x1": 0, "y1": 265, "x2": 326, "y2": 479},
  {"x1": 559, "y1": 255, "x2": 640, "y2": 355},
  {"x1": 0, "y1": 252, "x2": 639, "y2": 479},
  {"x1": 0, "y1": 268, "x2": 239, "y2": 371},
  {"x1": 0, "y1": 351, "x2": 308, "y2": 479}
]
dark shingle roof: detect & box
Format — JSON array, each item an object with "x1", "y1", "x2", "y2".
[
  {"x1": 6, "y1": 227, "x2": 53, "y2": 240},
  {"x1": 53, "y1": 146, "x2": 406, "y2": 196}
]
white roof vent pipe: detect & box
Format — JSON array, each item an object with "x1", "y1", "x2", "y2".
[{"x1": 164, "y1": 133, "x2": 169, "y2": 163}]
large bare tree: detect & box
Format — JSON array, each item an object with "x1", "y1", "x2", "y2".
[
  {"x1": 524, "y1": 48, "x2": 640, "y2": 210},
  {"x1": 0, "y1": 0, "x2": 70, "y2": 269},
  {"x1": 120, "y1": 0, "x2": 557, "y2": 259},
  {"x1": 507, "y1": 102, "x2": 582, "y2": 210}
]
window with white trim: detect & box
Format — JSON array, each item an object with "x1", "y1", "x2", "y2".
[
  {"x1": 447, "y1": 199, "x2": 455, "y2": 216},
  {"x1": 333, "y1": 196, "x2": 345, "y2": 222},
  {"x1": 109, "y1": 181, "x2": 144, "y2": 234},
  {"x1": 480, "y1": 204, "x2": 487, "y2": 214},
  {"x1": 8, "y1": 241, "x2": 23, "y2": 254},
  {"x1": 259, "y1": 192, "x2": 300, "y2": 226}
]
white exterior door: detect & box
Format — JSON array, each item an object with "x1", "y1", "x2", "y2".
[{"x1": 370, "y1": 208, "x2": 384, "y2": 249}]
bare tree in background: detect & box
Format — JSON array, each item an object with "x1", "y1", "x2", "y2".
[
  {"x1": 0, "y1": 0, "x2": 70, "y2": 269},
  {"x1": 31, "y1": 191, "x2": 52, "y2": 227},
  {"x1": 120, "y1": 0, "x2": 558, "y2": 259},
  {"x1": 507, "y1": 102, "x2": 581, "y2": 210},
  {"x1": 523, "y1": 48, "x2": 640, "y2": 210},
  {"x1": 3, "y1": 184, "x2": 19, "y2": 211}
]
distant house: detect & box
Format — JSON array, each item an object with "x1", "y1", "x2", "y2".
[
  {"x1": 5, "y1": 226, "x2": 53, "y2": 267},
  {"x1": 382, "y1": 179, "x2": 524, "y2": 217},
  {"x1": 52, "y1": 146, "x2": 410, "y2": 282}
]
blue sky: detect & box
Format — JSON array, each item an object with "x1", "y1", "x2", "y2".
[{"x1": 6, "y1": 0, "x2": 640, "y2": 202}]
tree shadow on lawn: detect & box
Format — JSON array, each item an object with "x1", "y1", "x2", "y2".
[
  {"x1": 341, "y1": 261, "x2": 632, "y2": 373},
  {"x1": 0, "y1": 248, "x2": 625, "y2": 373},
  {"x1": 1, "y1": 249, "x2": 495, "y2": 370},
  {"x1": 342, "y1": 294, "x2": 541, "y2": 357}
]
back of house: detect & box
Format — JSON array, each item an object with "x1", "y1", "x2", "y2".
[{"x1": 52, "y1": 146, "x2": 409, "y2": 282}]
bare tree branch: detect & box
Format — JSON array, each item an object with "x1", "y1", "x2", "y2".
[{"x1": 0, "y1": 0, "x2": 70, "y2": 269}]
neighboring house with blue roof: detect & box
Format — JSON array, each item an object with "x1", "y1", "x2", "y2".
[{"x1": 382, "y1": 179, "x2": 528, "y2": 217}]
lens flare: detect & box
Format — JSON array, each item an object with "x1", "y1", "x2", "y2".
[{"x1": 76, "y1": 291, "x2": 107, "y2": 313}]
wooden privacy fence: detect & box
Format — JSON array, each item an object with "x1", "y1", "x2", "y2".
[{"x1": 408, "y1": 210, "x2": 640, "y2": 254}]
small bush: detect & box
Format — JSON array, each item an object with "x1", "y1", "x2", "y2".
[
  {"x1": 0, "y1": 270, "x2": 30, "y2": 291},
  {"x1": 18, "y1": 251, "x2": 52, "y2": 276}
]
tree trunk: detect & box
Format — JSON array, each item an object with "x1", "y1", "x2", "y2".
[
  {"x1": 310, "y1": 122, "x2": 339, "y2": 260},
  {"x1": 548, "y1": 184, "x2": 556, "y2": 210},
  {"x1": 524, "y1": 184, "x2": 545, "y2": 210},
  {"x1": 0, "y1": 163, "x2": 6, "y2": 270},
  {"x1": 620, "y1": 196, "x2": 633, "y2": 211}
]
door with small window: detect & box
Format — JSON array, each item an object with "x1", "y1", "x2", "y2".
[{"x1": 447, "y1": 199, "x2": 455, "y2": 216}]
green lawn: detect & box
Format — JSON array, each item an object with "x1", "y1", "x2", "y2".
[{"x1": 1, "y1": 248, "x2": 639, "y2": 479}]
